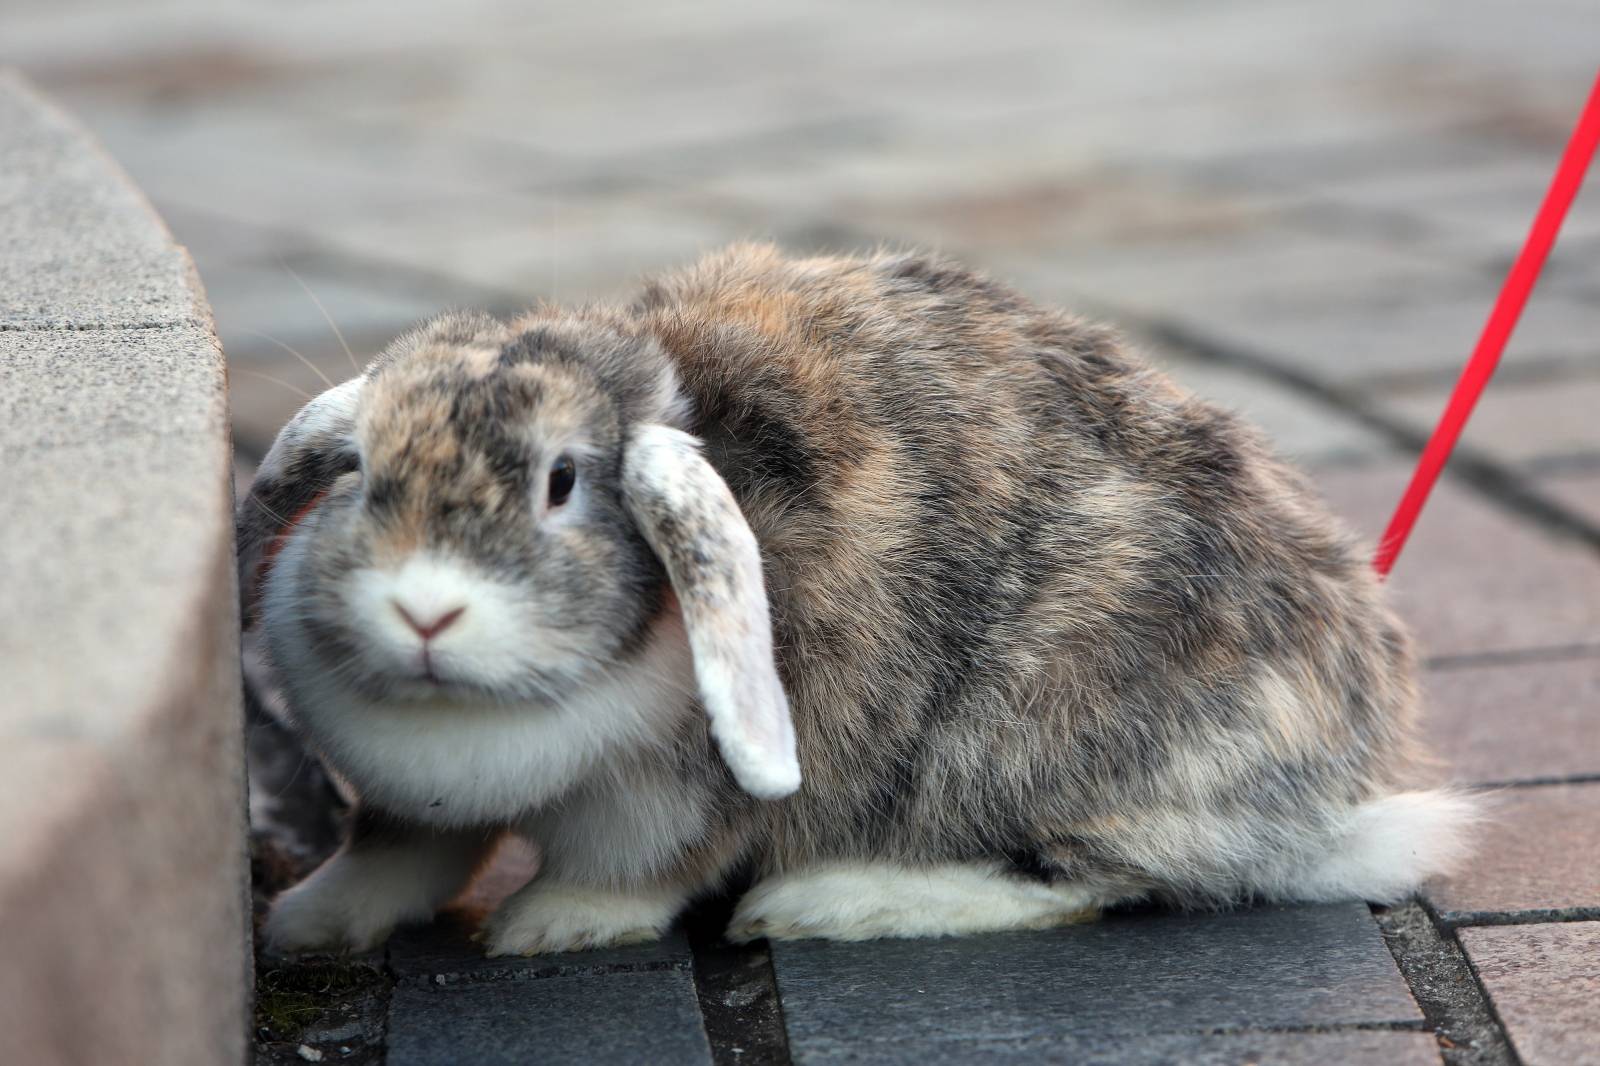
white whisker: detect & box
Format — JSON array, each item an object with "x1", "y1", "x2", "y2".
[
  {"x1": 280, "y1": 260, "x2": 359, "y2": 374},
  {"x1": 244, "y1": 329, "x2": 337, "y2": 390},
  {"x1": 247, "y1": 493, "x2": 293, "y2": 529},
  {"x1": 236, "y1": 367, "x2": 314, "y2": 401}
]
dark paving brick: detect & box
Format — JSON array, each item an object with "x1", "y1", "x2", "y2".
[
  {"x1": 1459, "y1": 922, "x2": 1600, "y2": 1066},
  {"x1": 1427, "y1": 783, "x2": 1600, "y2": 923},
  {"x1": 1314, "y1": 464, "x2": 1600, "y2": 658},
  {"x1": 1176, "y1": 282, "x2": 1600, "y2": 384},
  {"x1": 386, "y1": 967, "x2": 711, "y2": 1065},
  {"x1": 388, "y1": 918, "x2": 693, "y2": 988},
  {"x1": 770, "y1": 903, "x2": 1420, "y2": 1060},
  {"x1": 788, "y1": 1030, "x2": 1442, "y2": 1065},
  {"x1": 1422, "y1": 656, "x2": 1600, "y2": 785}
]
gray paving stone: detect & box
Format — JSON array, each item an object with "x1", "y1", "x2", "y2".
[
  {"x1": 1176, "y1": 281, "x2": 1600, "y2": 385},
  {"x1": 818, "y1": 168, "x2": 1286, "y2": 263},
  {"x1": 1544, "y1": 233, "x2": 1600, "y2": 298},
  {"x1": 1423, "y1": 656, "x2": 1600, "y2": 785},
  {"x1": 1427, "y1": 783, "x2": 1600, "y2": 923},
  {"x1": 999, "y1": 227, "x2": 1469, "y2": 324},
  {"x1": 1309, "y1": 156, "x2": 1600, "y2": 260},
  {"x1": 1380, "y1": 375, "x2": 1600, "y2": 468},
  {"x1": 789, "y1": 1029, "x2": 1442, "y2": 1065},
  {"x1": 1178, "y1": 127, "x2": 1538, "y2": 194},
  {"x1": 200, "y1": 261, "x2": 445, "y2": 360},
  {"x1": 0, "y1": 71, "x2": 203, "y2": 329},
  {"x1": 1540, "y1": 470, "x2": 1600, "y2": 528},
  {"x1": 770, "y1": 903, "x2": 1420, "y2": 1059},
  {"x1": 1459, "y1": 922, "x2": 1600, "y2": 1066},
  {"x1": 1314, "y1": 464, "x2": 1600, "y2": 658},
  {"x1": 67, "y1": 100, "x2": 539, "y2": 232},
  {"x1": 386, "y1": 967, "x2": 711, "y2": 1065},
  {"x1": 311, "y1": 189, "x2": 755, "y2": 302}
]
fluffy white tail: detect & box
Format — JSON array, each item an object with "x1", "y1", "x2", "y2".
[{"x1": 1278, "y1": 790, "x2": 1482, "y2": 904}]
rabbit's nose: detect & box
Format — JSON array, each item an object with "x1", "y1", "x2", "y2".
[{"x1": 392, "y1": 601, "x2": 466, "y2": 641}]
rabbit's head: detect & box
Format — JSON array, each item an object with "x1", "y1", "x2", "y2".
[{"x1": 239, "y1": 311, "x2": 800, "y2": 801}]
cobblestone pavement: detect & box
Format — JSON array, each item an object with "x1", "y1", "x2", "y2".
[{"x1": 5, "y1": 2, "x2": 1597, "y2": 1063}]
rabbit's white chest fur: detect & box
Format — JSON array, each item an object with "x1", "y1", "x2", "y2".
[{"x1": 266, "y1": 599, "x2": 700, "y2": 829}]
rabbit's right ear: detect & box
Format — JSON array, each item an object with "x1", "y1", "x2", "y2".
[
  {"x1": 236, "y1": 376, "x2": 364, "y2": 627},
  {"x1": 622, "y1": 424, "x2": 801, "y2": 800}
]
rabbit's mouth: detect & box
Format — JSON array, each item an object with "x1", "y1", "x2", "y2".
[
  {"x1": 329, "y1": 551, "x2": 586, "y2": 703},
  {"x1": 356, "y1": 646, "x2": 578, "y2": 708}
]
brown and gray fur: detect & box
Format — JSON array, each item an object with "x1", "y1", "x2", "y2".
[
  {"x1": 634, "y1": 245, "x2": 1433, "y2": 900},
  {"x1": 245, "y1": 244, "x2": 1472, "y2": 951}
]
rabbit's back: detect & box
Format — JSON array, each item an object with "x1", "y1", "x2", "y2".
[{"x1": 634, "y1": 245, "x2": 1418, "y2": 897}]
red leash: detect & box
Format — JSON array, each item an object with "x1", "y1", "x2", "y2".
[{"x1": 1373, "y1": 70, "x2": 1600, "y2": 577}]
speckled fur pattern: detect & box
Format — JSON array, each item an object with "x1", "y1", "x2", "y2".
[{"x1": 243, "y1": 245, "x2": 1472, "y2": 952}]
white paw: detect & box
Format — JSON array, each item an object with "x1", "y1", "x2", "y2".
[
  {"x1": 263, "y1": 844, "x2": 457, "y2": 954},
  {"x1": 728, "y1": 862, "x2": 1101, "y2": 943},
  {"x1": 263, "y1": 877, "x2": 397, "y2": 955},
  {"x1": 480, "y1": 882, "x2": 681, "y2": 957}
]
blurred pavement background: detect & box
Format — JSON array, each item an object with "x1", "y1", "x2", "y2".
[{"x1": 2, "y1": 2, "x2": 1596, "y2": 1063}]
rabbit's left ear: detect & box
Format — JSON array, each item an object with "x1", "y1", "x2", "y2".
[
  {"x1": 236, "y1": 376, "x2": 364, "y2": 627},
  {"x1": 622, "y1": 424, "x2": 801, "y2": 800}
]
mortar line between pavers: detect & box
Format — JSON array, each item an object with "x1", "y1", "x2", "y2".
[
  {"x1": 1466, "y1": 773, "x2": 1600, "y2": 790},
  {"x1": 1350, "y1": 354, "x2": 1600, "y2": 396},
  {"x1": 1438, "y1": 906, "x2": 1600, "y2": 928},
  {"x1": 378, "y1": 940, "x2": 396, "y2": 1065},
  {"x1": 685, "y1": 905, "x2": 793, "y2": 1066},
  {"x1": 1373, "y1": 901, "x2": 1522, "y2": 1066},
  {"x1": 1521, "y1": 451, "x2": 1600, "y2": 477},
  {"x1": 1136, "y1": 316, "x2": 1600, "y2": 556},
  {"x1": 1424, "y1": 642, "x2": 1600, "y2": 671},
  {"x1": 1432, "y1": 901, "x2": 1533, "y2": 1066}
]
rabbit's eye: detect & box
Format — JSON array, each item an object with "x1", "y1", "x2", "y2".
[{"x1": 548, "y1": 454, "x2": 576, "y2": 507}]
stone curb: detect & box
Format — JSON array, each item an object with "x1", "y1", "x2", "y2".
[{"x1": 0, "y1": 69, "x2": 248, "y2": 1065}]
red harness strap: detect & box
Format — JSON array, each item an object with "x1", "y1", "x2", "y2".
[
  {"x1": 258, "y1": 488, "x2": 332, "y2": 576},
  {"x1": 1373, "y1": 70, "x2": 1600, "y2": 577}
]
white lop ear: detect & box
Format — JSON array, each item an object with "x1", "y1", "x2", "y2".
[
  {"x1": 236, "y1": 376, "x2": 364, "y2": 627},
  {"x1": 622, "y1": 425, "x2": 801, "y2": 800}
]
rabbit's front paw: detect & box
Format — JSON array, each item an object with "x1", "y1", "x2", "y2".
[
  {"x1": 480, "y1": 881, "x2": 682, "y2": 957},
  {"x1": 263, "y1": 876, "x2": 396, "y2": 955}
]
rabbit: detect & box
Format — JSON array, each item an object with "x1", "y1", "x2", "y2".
[{"x1": 239, "y1": 244, "x2": 1475, "y2": 957}]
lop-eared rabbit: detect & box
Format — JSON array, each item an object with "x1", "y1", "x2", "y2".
[{"x1": 240, "y1": 245, "x2": 1472, "y2": 956}]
